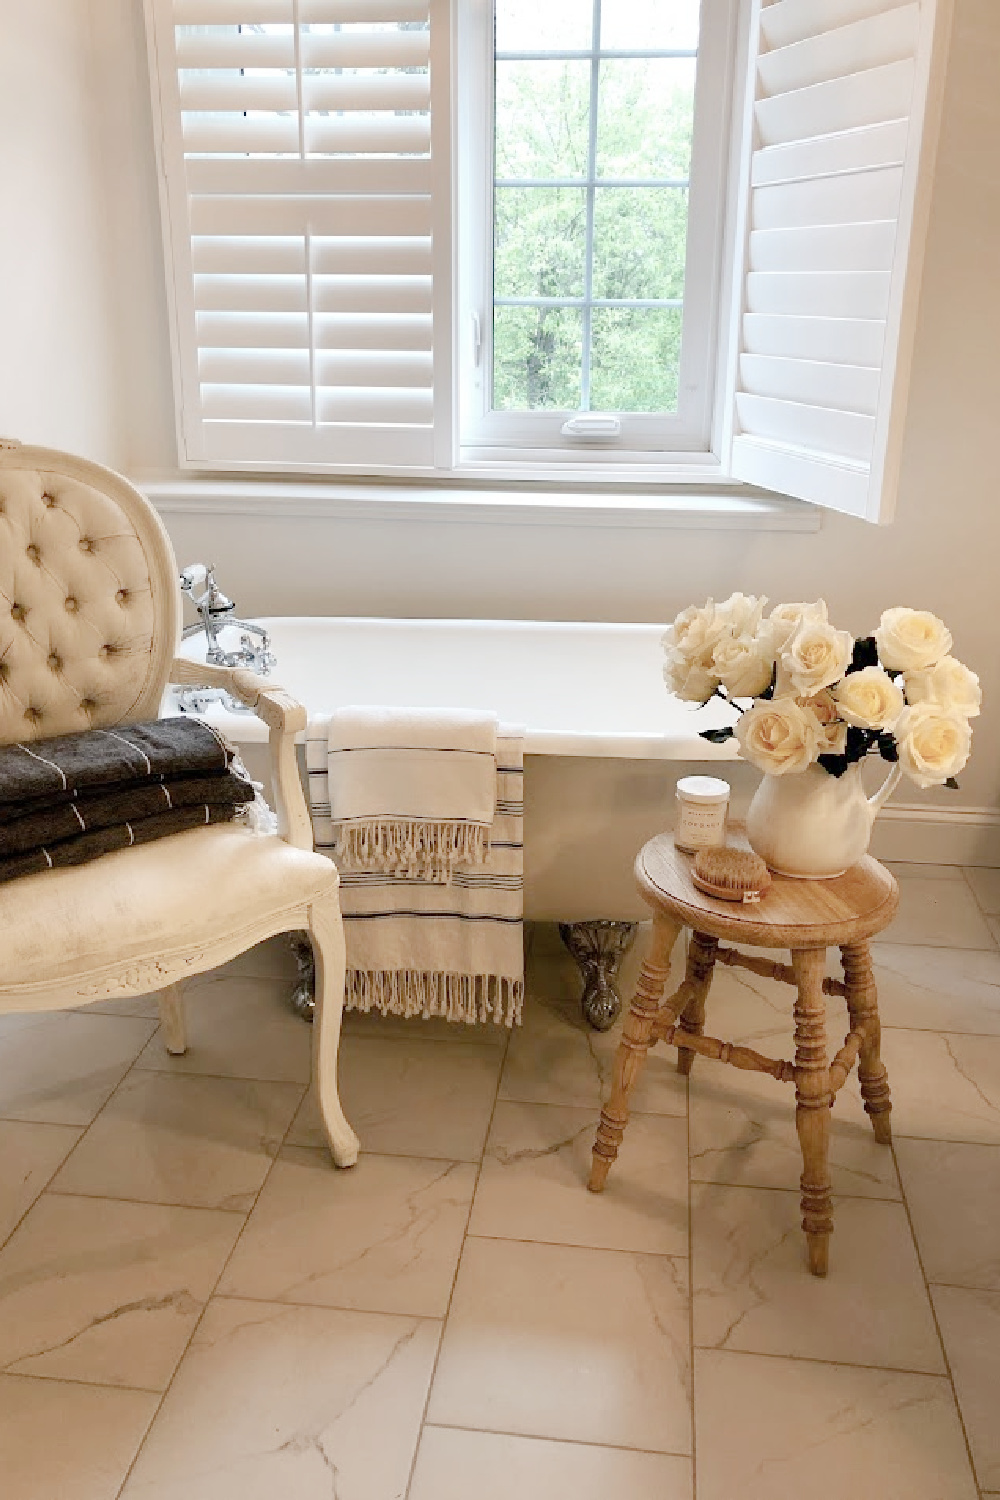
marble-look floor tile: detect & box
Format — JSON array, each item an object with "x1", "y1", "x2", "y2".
[
  {"x1": 50, "y1": 1072, "x2": 304, "y2": 1212},
  {"x1": 870, "y1": 942, "x2": 1000, "y2": 1033},
  {"x1": 0, "y1": 1194, "x2": 243, "y2": 1390},
  {"x1": 427, "y1": 1236, "x2": 691, "y2": 1454},
  {"x1": 0, "y1": 1119, "x2": 82, "y2": 1247},
  {"x1": 895, "y1": 1139, "x2": 1000, "y2": 1289},
  {"x1": 881, "y1": 873, "x2": 996, "y2": 949},
  {"x1": 470, "y1": 1101, "x2": 688, "y2": 1255},
  {"x1": 500, "y1": 984, "x2": 687, "y2": 1116},
  {"x1": 989, "y1": 915, "x2": 1000, "y2": 948},
  {"x1": 963, "y1": 865, "x2": 1000, "y2": 915},
  {"x1": 0, "y1": 1011, "x2": 157, "y2": 1126},
  {"x1": 689, "y1": 1065, "x2": 901, "y2": 1200},
  {"x1": 287, "y1": 1035, "x2": 501, "y2": 1161},
  {"x1": 691, "y1": 1184, "x2": 944, "y2": 1373},
  {"x1": 120, "y1": 1297, "x2": 440, "y2": 1500},
  {"x1": 133, "y1": 975, "x2": 312, "y2": 1084},
  {"x1": 409, "y1": 1427, "x2": 693, "y2": 1500},
  {"x1": 0, "y1": 1374, "x2": 159, "y2": 1500},
  {"x1": 695, "y1": 1349, "x2": 978, "y2": 1500},
  {"x1": 880, "y1": 1029, "x2": 1000, "y2": 1143},
  {"x1": 219, "y1": 1147, "x2": 476, "y2": 1317},
  {"x1": 213, "y1": 935, "x2": 299, "y2": 982},
  {"x1": 79, "y1": 994, "x2": 162, "y2": 1018},
  {"x1": 931, "y1": 1285, "x2": 1000, "y2": 1493}
]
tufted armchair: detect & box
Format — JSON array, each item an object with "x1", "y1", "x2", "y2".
[{"x1": 0, "y1": 441, "x2": 357, "y2": 1166}]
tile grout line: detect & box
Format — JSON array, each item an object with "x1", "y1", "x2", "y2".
[
  {"x1": 111, "y1": 990, "x2": 311, "y2": 1500},
  {"x1": 401, "y1": 1009, "x2": 514, "y2": 1500},
  {"x1": 0, "y1": 1011, "x2": 164, "y2": 1255},
  {"x1": 422, "y1": 1417, "x2": 692, "y2": 1460},
  {"x1": 890, "y1": 1134, "x2": 984, "y2": 1495}
]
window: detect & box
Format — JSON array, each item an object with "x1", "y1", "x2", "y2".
[
  {"x1": 458, "y1": 0, "x2": 736, "y2": 461},
  {"x1": 145, "y1": 0, "x2": 954, "y2": 522}
]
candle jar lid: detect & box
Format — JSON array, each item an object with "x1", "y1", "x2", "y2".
[{"x1": 676, "y1": 775, "x2": 731, "y2": 804}]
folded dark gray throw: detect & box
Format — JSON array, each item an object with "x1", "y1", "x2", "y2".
[
  {"x1": 0, "y1": 718, "x2": 256, "y2": 885},
  {"x1": 0, "y1": 804, "x2": 240, "y2": 884},
  {"x1": 0, "y1": 718, "x2": 232, "y2": 814}
]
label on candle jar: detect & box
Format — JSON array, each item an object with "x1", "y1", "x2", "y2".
[{"x1": 674, "y1": 777, "x2": 730, "y2": 852}]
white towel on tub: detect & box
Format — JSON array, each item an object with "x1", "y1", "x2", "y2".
[
  {"x1": 306, "y1": 718, "x2": 524, "y2": 1028},
  {"x1": 327, "y1": 706, "x2": 498, "y2": 883}
]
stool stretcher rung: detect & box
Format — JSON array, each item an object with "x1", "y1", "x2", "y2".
[
  {"x1": 660, "y1": 1024, "x2": 796, "y2": 1083},
  {"x1": 829, "y1": 1025, "x2": 868, "y2": 1092},
  {"x1": 715, "y1": 945, "x2": 847, "y2": 996}
]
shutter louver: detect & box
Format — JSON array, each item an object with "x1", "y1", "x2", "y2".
[
  {"x1": 145, "y1": 0, "x2": 451, "y2": 471},
  {"x1": 726, "y1": 0, "x2": 954, "y2": 521}
]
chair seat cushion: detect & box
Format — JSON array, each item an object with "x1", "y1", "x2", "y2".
[{"x1": 1, "y1": 825, "x2": 338, "y2": 996}]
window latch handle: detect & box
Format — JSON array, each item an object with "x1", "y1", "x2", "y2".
[{"x1": 560, "y1": 414, "x2": 622, "y2": 441}]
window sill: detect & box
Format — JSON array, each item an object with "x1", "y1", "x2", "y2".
[{"x1": 138, "y1": 476, "x2": 820, "y2": 533}]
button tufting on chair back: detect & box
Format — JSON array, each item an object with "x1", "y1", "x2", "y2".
[{"x1": 0, "y1": 446, "x2": 182, "y2": 744}]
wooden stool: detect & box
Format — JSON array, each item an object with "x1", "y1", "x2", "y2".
[{"x1": 589, "y1": 833, "x2": 899, "y2": 1276}]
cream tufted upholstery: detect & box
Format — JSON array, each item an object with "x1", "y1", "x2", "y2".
[
  {"x1": 0, "y1": 446, "x2": 180, "y2": 743},
  {"x1": 0, "y1": 442, "x2": 357, "y2": 1169}
]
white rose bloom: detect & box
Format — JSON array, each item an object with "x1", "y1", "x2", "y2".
[
  {"x1": 767, "y1": 600, "x2": 829, "y2": 654},
  {"x1": 833, "y1": 667, "x2": 906, "y2": 731},
  {"x1": 799, "y1": 690, "x2": 849, "y2": 755},
  {"x1": 735, "y1": 697, "x2": 823, "y2": 776},
  {"x1": 661, "y1": 600, "x2": 724, "y2": 662},
  {"x1": 875, "y1": 607, "x2": 952, "y2": 673},
  {"x1": 895, "y1": 703, "x2": 972, "y2": 789},
  {"x1": 716, "y1": 592, "x2": 767, "y2": 639},
  {"x1": 663, "y1": 652, "x2": 719, "y2": 703},
  {"x1": 780, "y1": 619, "x2": 854, "y2": 697},
  {"x1": 904, "y1": 656, "x2": 981, "y2": 719},
  {"x1": 712, "y1": 633, "x2": 773, "y2": 697}
]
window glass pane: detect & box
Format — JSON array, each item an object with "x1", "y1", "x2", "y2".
[
  {"x1": 493, "y1": 306, "x2": 583, "y2": 409},
  {"x1": 494, "y1": 187, "x2": 587, "y2": 299},
  {"x1": 495, "y1": 0, "x2": 593, "y2": 53},
  {"x1": 495, "y1": 61, "x2": 590, "y2": 179},
  {"x1": 589, "y1": 307, "x2": 682, "y2": 412},
  {"x1": 597, "y1": 59, "x2": 696, "y2": 179},
  {"x1": 599, "y1": 0, "x2": 700, "y2": 52},
  {"x1": 591, "y1": 187, "x2": 688, "y2": 301}
]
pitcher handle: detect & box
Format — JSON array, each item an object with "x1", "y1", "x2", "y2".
[{"x1": 868, "y1": 761, "x2": 903, "y2": 816}]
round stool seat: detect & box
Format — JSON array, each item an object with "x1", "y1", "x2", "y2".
[{"x1": 637, "y1": 830, "x2": 899, "y2": 950}]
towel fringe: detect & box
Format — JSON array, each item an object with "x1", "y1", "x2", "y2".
[
  {"x1": 335, "y1": 818, "x2": 491, "y2": 883},
  {"x1": 345, "y1": 968, "x2": 523, "y2": 1028}
]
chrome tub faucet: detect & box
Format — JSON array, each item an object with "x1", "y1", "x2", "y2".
[{"x1": 176, "y1": 564, "x2": 276, "y2": 712}]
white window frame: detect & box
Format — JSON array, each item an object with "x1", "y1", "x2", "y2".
[
  {"x1": 145, "y1": 0, "x2": 956, "y2": 525},
  {"x1": 457, "y1": 0, "x2": 741, "y2": 468}
]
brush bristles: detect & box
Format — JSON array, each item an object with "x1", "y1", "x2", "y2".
[{"x1": 692, "y1": 846, "x2": 771, "y2": 902}]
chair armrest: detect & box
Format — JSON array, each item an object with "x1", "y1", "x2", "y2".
[{"x1": 169, "y1": 657, "x2": 313, "y2": 851}]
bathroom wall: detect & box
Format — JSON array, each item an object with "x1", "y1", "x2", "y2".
[{"x1": 2, "y1": 0, "x2": 999, "y2": 836}]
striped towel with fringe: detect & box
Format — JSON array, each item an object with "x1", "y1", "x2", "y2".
[{"x1": 306, "y1": 719, "x2": 524, "y2": 1027}]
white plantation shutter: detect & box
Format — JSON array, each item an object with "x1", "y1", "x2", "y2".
[
  {"x1": 144, "y1": 0, "x2": 452, "y2": 472},
  {"x1": 725, "y1": 0, "x2": 955, "y2": 522}
]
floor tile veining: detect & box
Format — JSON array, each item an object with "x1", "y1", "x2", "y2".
[{"x1": 0, "y1": 861, "x2": 997, "y2": 1498}]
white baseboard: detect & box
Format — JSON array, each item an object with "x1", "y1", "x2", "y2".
[{"x1": 870, "y1": 802, "x2": 1000, "y2": 867}]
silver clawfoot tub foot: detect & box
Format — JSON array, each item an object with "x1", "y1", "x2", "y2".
[
  {"x1": 288, "y1": 930, "x2": 316, "y2": 1021},
  {"x1": 558, "y1": 921, "x2": 637, "y2": 1031}
]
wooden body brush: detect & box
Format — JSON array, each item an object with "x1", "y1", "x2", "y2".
[{"x1": 691, "y1": 846, "x2": 771, "y2": 903}]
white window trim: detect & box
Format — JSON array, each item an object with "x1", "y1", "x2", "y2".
[
  {"x1": 457, "y1": 0, "x2": 741, "y2": 465},
  {"x1": 144, "y1": 0, "x2": 955, "y2": 526}
]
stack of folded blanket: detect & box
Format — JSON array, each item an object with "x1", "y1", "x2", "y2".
[
  {"x1": 0, "y1": 718, "x2": 255, "y2": 884},
  {"x1": 307, "y1": 707, "x2": 524, "y2": 1027}
]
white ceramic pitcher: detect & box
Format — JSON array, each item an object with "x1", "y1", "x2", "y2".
[{"x1": 745, "y1": 760, "x2": 903, "y2": 879}]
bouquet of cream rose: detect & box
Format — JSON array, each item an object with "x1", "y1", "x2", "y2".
[{"x1": 662, "y1": 595, "x2": 980, "y2": 789}]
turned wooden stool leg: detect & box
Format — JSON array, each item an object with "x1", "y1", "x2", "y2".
[
  {"x1": 676, "y1": 930, "x2": 718, "y2": 1076},
  {"x1": 841, "y1": 941, "x2": 892, "y2": 1145},
  {"x1": 792, "y1": 947, "x2": 834, "y2": 1277},
  {"x1": 589, "y1": 914, "x2": 682, "y2": 1192}
]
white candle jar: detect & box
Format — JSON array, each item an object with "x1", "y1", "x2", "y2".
[{"x1": 674, "y1": 775, "x2": 730, "y2": 852}]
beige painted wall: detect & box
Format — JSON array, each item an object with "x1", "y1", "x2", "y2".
[{"x1": 2, "y1": 0, "x2": 998, "y2": 827}]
